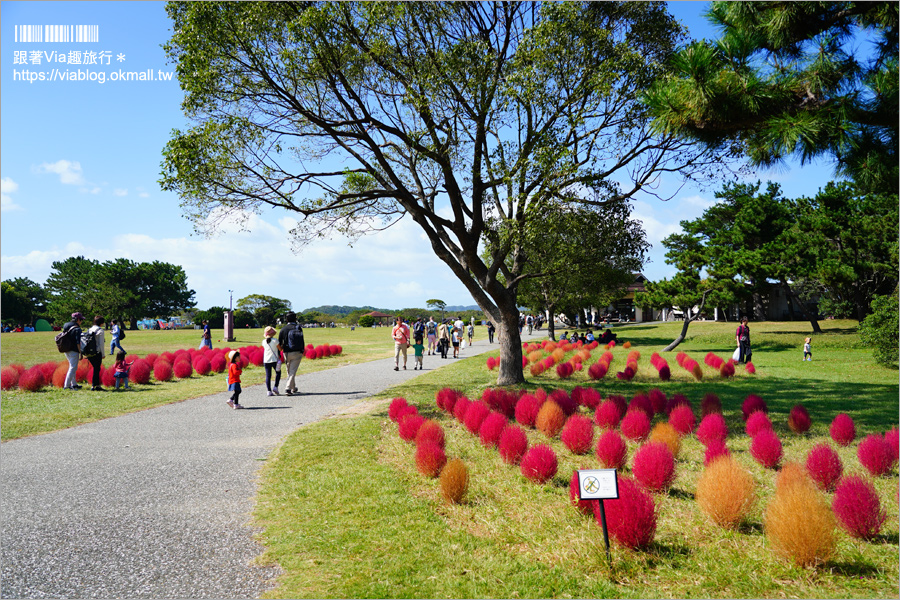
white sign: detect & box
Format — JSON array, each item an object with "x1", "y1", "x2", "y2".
[{"x1": 577, "y1": 469, "x2": 618, "y2": 500}]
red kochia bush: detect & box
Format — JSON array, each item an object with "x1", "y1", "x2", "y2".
[
  {"x1": 209, "y1": 353, "x2": 227, "y2": 373},
  {"x1": 520, "y1": 444, "x2": 558, "y2": 484},
  {"x1": 52, "y1": 363, "x2": 68, "y2": 388},
  {"x1": 192, "y1": 356, "x2": 211, "y2": 376},
  {"x1": 160, "y1": 351, "x2": 177, "y2": 365},
  {"x1": 658, "y1": 365, "x2": 671, "y2": 381},
  {"x1": 665, "y1": 393, "x2": 691, "y2": 416},
  {"x1": 648, "y1": 388, "x2": 667, "y2": 415},
  {"x1": 570, "y1": 470, "x2": 597, "y2": 516},
  {"x1": 719, "y1": 361, "x2": 736, "y2": 378},
  {"x1": 620, "y1": 409, "x2": 651, "y2": 442},
  {"x1": 514, "y1": 394, "x2": 542, "y2": 428},
  {"x1": 629, "y1": 394, "x2": 653, "y2": 419},
  {"x1": 595, "y1": 430, "x2": 628, "y2": 469},
  {"x1": 388, "y1": 397, "x2": 409, "y2": 422},
  {"x1": 788, "y1": 404, "x2": 811, "y2": 434},
  {"x1": 704, "y1": 440, "x2": 731, "y2": 466},
  {"x1": 602, "y1": 475, "x2": 657, "y2": 549},
  {"x1": 669, "y1": 404, "x2": 697, "y2": 436},
  {"x1": 463, "y1": 401, "x2": 491, "y2": 435},
  {"x1": 697, "y1": 413, "x2": 728, "y2": 447},
  {"x1": 594, "y1": 400, "x2": 623, "y2": 430},
  {"x1": 832, "y1": 475, "x2": 887, "y2": 540},
  {"x1": 75, "y1": 359, "x2": 90, "y2": 383},
  {"x1": 304, "y1": 348, "x2": 316, "y2": 360},
  {"x1": 561, "y1": 414, "x2": 595, "y2": 455},
  {"x1": 700, "y1": 393, "x2": 722, "y2": 417},
  {"x1": 153, "y1": 360, "x2": 173, "y2": 382},
  {"x1": 435, "y1": 388, "x2": 460, "y2": 413},
  {"x1": 415, "y1": 420, "x2": 445, "y2": 449},
  {"x1": 100, "y1": 366, "x2": 116, "y2": 387},
  {"x1": 741, "y1": 395, "x2": 768, "y2": 421},
  {"x1": 398, "y1": 413, "x2": 426, "y2": 442},
  {"x1": 498, "y1": 424, "x2": 529, "y2": 465},
  {"x1": 173, "y1": 360, "x2": 194, "y2": 379},
  {"x1": 573, "y1": 386, "x2": 602, "y2": 409},
  {"x1": 479, "y1": 412, "x2": 508, "y2": 448},
  {"x1": 857, "y1": 433, "x2": 894, "y2": 477},
  {"x1": 556, "y1": 362, "x2": 575, "y2": 379},
  {"x1": 130, "y1": 359, "x2": 152, "y2": 385},
  {"x1": 39, "y1": 361, "x2": 60, "y2": 382},
  {"x1": 750, "y1": 429, "x2": 783, "y2": 468},
  {"x1": 829, "y1": 413, "x2": 856, "y2": 446},
  {"x1": 486, "y1": 356, "x2": 498, "y2": 370},
  {"x1": 18, "y1": 366, "x2": 47, "y2": 392},
  {"x1": 885, "y1": 427, "x2": 900, "y2": 466},
  {"x1": 453, "y1": 397, "x2": 471, "y2": 423},
  {"x1": 549, "y1": 389, "x2": 577, "y2": 416},
  {"x1": 745, "y1": 410, "x2": 773, "y2": 438},
  {"x1": 805, "y1": 443, "x2": 843, "y2": 492},
  {"x1": 588, "y1": 361, "x2": 608, "y2": 380},
  {"x1": 632, "y1": 442, "x2": 676, "y2": 492},
  {"x1": 1, "y1": 366, "x2": 20, "y2": 390},
  {"x1": 415, "y1": 442, "x2": 447, "y2": 478}
]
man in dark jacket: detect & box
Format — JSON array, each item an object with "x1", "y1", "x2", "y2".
[
  {"x1": 62, "y1": 312, "x2": 85, "y2": 389},
  {"x1": 278, "y1": 311, "x2": 305, "y2": 396}
]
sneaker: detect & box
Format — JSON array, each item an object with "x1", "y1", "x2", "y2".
[
  {"x1": 233, "y1": 402, "x2": 244, "y2": 410},
  {"x1": 273, "y1": 387, "x2": 279, "y2": 395},
  {"x1": 286, "y1": 389, "x2": 293, "y2": 396},
  {"x1": 267, "y1": 391, "x2": 275, "y2": 397},
  {"x1": 72, "y1": 384, "x2": 82, "y2": 390},
  {"x1": 394, "y1": 366, "x2": 399, "y2": 371},
  {"x1": 227, "y1": 400, "x2": 235, "y2": 409},
  {"x1": 403, "y1": 365, "x2": 407, "y2": 370}
]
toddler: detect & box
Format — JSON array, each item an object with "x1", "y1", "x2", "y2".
[
  {"x1": 113, "y1": 351, "x2": 134, "y2": 390},
  {"x1": 803, "y1": 337, "x2": 812, "y2": 361},
  {"x1": 227, "y1": 351, "x2": 244, "y2": 409},
  {"x1": 412, "y1": 339, "x2": 425, "y2": 370}
]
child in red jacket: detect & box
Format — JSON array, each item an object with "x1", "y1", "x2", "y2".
[{"x1": 227, "y1": 350, "x2": 244, "y2": 409}]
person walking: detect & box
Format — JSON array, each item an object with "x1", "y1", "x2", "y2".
[
  {"x1": 199, "y1": 320, "x2": 213, "y2": 350},
  {"x1": 226, "y1": 350, "x2": 244, "y2": 409},
  {"x1": 262, "y1": 326, "x2": 282, "y2": 396},
  {"x1": 112, "y1": 351, "x2": 134, "y2": 391},
  {"x1": 413, "y1": 317, "x2": 425, "y2": 348},
  {"x1": 411, "y1": 338, "x2": 425, "y2": 370},
  {"x1": 803, "y1": 337, "x2": 812, "y2": 361},
  {"x1": 83, "y1": 315, "x2": 106, "y2": 391},
  {"x1": 425, "y1": 316, "x2": 437, "y2": 355},
  {"x1": 466, "y1": 322, "x2": 474, "y2": 346},
  {"x1": 61, "y1": 312, "x2": 85, "y2": 390},
  {"x1": 278, "y1": 312, "x2": 305, "y2": 396},
  {"x1": 392, "y1": 316, "x2": 411, "y2": 371},
  {"x1": 487, "y1": 321, "x2": 495, "y2": 344},
  {"x1": 736, "y1": 317, "x2": 752, "y2": 364},
  {"x1": 451, "y1": 325, "x2": 461, "y2": 358},
  {"x1": 109, "y1": 319, "x2": 126, "y2": 355},
  {"x1": 438, "y1": 319, "x2": 450, "y2": 359}
]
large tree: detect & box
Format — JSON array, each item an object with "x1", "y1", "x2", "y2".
[
  {"x1": 1, "y1": 277, "x2": 49, "y2": 326},
  {"x1": 161, "y1": 1, "x2": 718, "y2": 385},
  {"x1": 643, "y1": 1, "x2": 899, "y2": 195}
]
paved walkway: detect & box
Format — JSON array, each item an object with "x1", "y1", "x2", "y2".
[{"x1": 1, "y1": 334, "x2": 539, "y2": 599}]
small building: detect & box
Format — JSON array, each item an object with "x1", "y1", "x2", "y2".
[{"x1": 362, "y1": 311, "x2": 394, "y2": 326}]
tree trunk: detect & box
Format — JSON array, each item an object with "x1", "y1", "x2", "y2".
[
  {"x1": 547, "y1": 307, "x2": 557, "y2": 341},
  {"x1": 753, "y1": 292, "x2": 765, "y2": 321},
  {"x1": 662, "y1": 316, "x2": 692, "y2": 352},
  {"x1": 782, "y1": 280, "x2": 821, "y2": 333},
  {"x1": 496, "y1": 306, "x2": 525, "y2": 386}
]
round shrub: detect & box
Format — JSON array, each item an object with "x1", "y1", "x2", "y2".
[
  {"x1": 649, "y1": 422, "x2": 681, "y2": 458},
  {"x1": 700, "y1": 393, "x2": 722, "y2": 417},
  {"x1": 745, "y1": 410, "x2": 773, "y2": 438},
  {"x1": 885, "y1": 427, "x2": 899, "y2": 466},
  {"x1": 697, "y1": 413, "x2": 728, "y2": 447},
  {"x1": 398, "y1": 413, "x2": 426, "y2": 442},
  {"x1": 193, "y1": 356, "x2": 211, "y2": 376},
  {"x1": 304, "y1": 348, "x2": 316, "y2": 360},
  {"x1": 574, "y1": 386, "x2": 602, "y2": 409},
  {"x1": 607, "y1": 394, "x2": 628, "y2": 417},
  {"x1": 587, "y1": 361, "x2": 608, "y2": 380},
  {"x1": 665, "y1": 393, "x2": 690, "y2": 416},
  {"x1": 741, "y1": 394, "x2": 768, "y2": 421},
  {"x1": 130, "y1": 359, "x2": 151, "y2": 385},
  {"x1": 775, "y1": 462, "x2": 816, "y2": 495},
  {"x1": 549, "y1": 389, "x2": 576, "y2": 416},
  {"x1": 832, "y1": 475, "x2": 887, "y2": 540},
  {"x1": 520, "y1": 444, "x2": 558, "y2": 484},
  {"x1": 704, "y1": 440, "x2": 731, "y2": 466},
  {"x1": 632, "y1": 442, "x2": 676, "y2": 492},
  {"x1": 160, "y1": 351, "x2": 177, "y2": 365},
  {"x1": 439, "y1": 458, "x2": 469, "y2": 504},
  {"x1": 396, "y1": 406, "x2": 418, "y2": 426},
  {"x1": 601, "y1": 475, "x2": 657, "y2": 549},
  {"x1": 595, "y1": 430, "x2": 627, "y2": 469},
  {"x1": 658, "y1": 365, "x2": 671, "y2": 380},
  {"x1": 100, "y1": 366, "x2": 116, "y2": 388},
  {"x1": 415, "y1": 442, "x2": 447, "y2": 478},
  {"x1": 514, "y1": 394, "x2": 541, "y2": 428},
  {"x1": 1, "y1": 366, "x2": 20, "y2": 390},
  {"x1": 620, "y1": 409, "x2": 651, "y2": 443},
  {"x1": 750, "y1": 429, "x2": 783, "y2": 469},
  {"x1": 388, "y1": 397, "x2": 409, "y2": 422},
  {"x1": 75, "y1": 359, "x2": 90, "y2": 383},
  {"x1": 51, "y1": 363, "x2": 69, "y2": 388},
  {"x1": 648, "y1": 388, "x2": 667, "y2": 415},
  {"x1": 39, "y1": 361, "x2": 60, "y2": 382},
  {"x1": 484, "y1": 389, "x2": 517, "y2": 419},
  {"x1": 594, "y1": 400, "x2": 623, "y2": 430},
  {"x1": 829, "y1": 413, "x2": 855, "y2": 446},
  {"x1": 765, "y1": 475, "x2": 836, "y2": 567},
  {"x1": 555, "y1": 361, "x2": 575, "y2": 379},
  {"x1": 435, "y1": 388, "x2": 460, "y2": 413},
  {"x1": 144, "y1": 353, "x2": 159, "y2": 368},
  {"x1": 669, "y1": 404, "x2": 696, "y2": 436},
  {"x1": 805, "y1": 443, "x2": 843, "y2": 492},
  {"x1": 209, "y1": 353, "x2": 227, "y2": 373},
  {"x1": 453, "y1": 396, "x2": 472, "y2": 423},
  {"x1": 415, "y1": 419, "x2": 445, "y2": 449},
  {"x1": 857, "y1": 433, "x2": 893, "y2": 477},
  {"x1": 745, "y1": 361, "x2": 756, "y2": 374},
  {"x1": 535, "y1": 400, "x2": 566, "y2": 438},
  {"x1": 560, "y1": 414, "x2": 594, "y2": 455},
  {"x1": 696, "y1": 455, "x2": 756, "y2": 529},
  {"x1": 628, "y1": 394, "x2": 653, "y2": 419},
  {"x1": 569, "y1": 470, "x2": 597, "y2": 516},
  {"x1": 173, "y1": 360, "x2": 193, "y2": 379},
  {"x1": 498, "y1": 424, "x2": 528, "y2": 465},
  {"x1": 463, "y1": 401, "x2": 491, "y2": 435},
  {"x1": 18, "y1": 366, "x2": 46, "y2": 392},
  {"x1": 787, "y1": 404, "x2": 811, "y2": 434},
  {"x1": 479, "y1": 412, "x2": 508, "y2": 448}
]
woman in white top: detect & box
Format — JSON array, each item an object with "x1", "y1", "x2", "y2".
[{"x1": 262, "y1": 326, "x2": 283, "y2": 396}]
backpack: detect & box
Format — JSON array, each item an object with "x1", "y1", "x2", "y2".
[
  {"x1": 55, "y1": 326, "x2": 77, "y2": 353},
  {"x1": 118, "y1": 327, "x2": 126, "y2": 340},
  {"x1": 80, "y1": 329, "x2": 99, "y2": 357},
  {"x1": 286, "y1": 325, "x2": 304, "y2": 351},
  {"x1": 414, "y1": 321, "x2": 425, "y2": 336},
  {"x1": 426, "y1": 321, "x2": 436, "y2": 334}
]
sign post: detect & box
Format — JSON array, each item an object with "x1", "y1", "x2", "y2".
[{"x1": 576, "y1": 469, "x2": 618, "y2": 561}]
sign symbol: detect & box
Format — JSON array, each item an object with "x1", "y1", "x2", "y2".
[{"x1": 584, "y1": 476, "x2": 600, "y2": 493}]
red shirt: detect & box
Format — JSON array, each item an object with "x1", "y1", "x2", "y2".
[
  {"x1": 392, "y1": 323, "x2": 410, "y2": 344},
  {"x1": 228, "y1": 362, "x2": 242, "y2": 385}
]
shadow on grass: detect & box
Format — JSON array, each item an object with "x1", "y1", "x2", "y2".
[
  {"x1": 736, "y1": 521, "x2": 763, "y2": 536},
  {"x1": 666, "y1": 487, "x2": 695, "y2": 501},
  {"x1": 826, "y1": 560, "x2": 886, "y2": 578}
]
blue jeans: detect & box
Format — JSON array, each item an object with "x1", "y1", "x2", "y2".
[{"x1": 110, "y1": 338, "x2": 125, "y2": 354}]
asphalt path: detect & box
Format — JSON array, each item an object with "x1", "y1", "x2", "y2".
[{"x1": 1, "y1": 331, "x2": 541, "y2": 599}]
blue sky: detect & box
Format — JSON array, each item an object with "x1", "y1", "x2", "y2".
[{"x1": 1, "y1": 2, "x2": 843, "y2": 313}]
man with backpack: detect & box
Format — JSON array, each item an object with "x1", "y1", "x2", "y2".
[
  {"x1": 58, "y1": 312, "x2": 85, "y2": 390},
  {"x1": 412, "y1": 317, "x2": 425, "y2": 346},
  {"x1": 425, "y1": 316, "x2": 437, "y2": 355},
  {"x1": 278, "y1": 311, "x2": 305, "y2": 396}
]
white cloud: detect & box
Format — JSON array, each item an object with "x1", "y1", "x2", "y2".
[
  {"x1": 34, "y1": 159, "x2": 86, "y2": 185},
  {"x1": 680, "y1": 194, "x2": 717, "y2": 210},
  {"x1": 1, "y1": 177, "x2": 22, "y2": 212},
  {"x1": 113, "y1": 188, "x2": 128, "y2": 197}
]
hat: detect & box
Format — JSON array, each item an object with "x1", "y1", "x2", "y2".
[
  {"x1": 227, "y1": 350, "x2": 240, "y2": 363},
  {"x1": 264, "y1": 326, "x2": 277, "y2": 337},
  {"x1": 71, "y1": 312, "x2": 84, "y2": 320}
]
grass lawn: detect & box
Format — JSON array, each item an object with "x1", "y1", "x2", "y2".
[
  {"x1": 253, "y1": 320, "x2": 899, "y2": 598},
  {"x1": 0, "y1": 325, "x2": 397, "y2": 441}
]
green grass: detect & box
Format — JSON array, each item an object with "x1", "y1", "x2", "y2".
[
  {"x1": 0, "y1": 326, "x2": 396, "y2": 441},
  {"x1": 253, "y1": 320, "x2": 899, "y2": 598}
]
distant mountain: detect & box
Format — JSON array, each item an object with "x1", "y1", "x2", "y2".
[
  {"x1": 301, "y1": 304, "x2": 482, "y2": 315},
  {"x1": 444, "y1": 305, "x2": 480, "y2": 312}
]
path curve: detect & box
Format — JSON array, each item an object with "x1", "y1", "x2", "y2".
[{"x1": 1, "y1": 333, "x2": 538, "y2": 599}]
